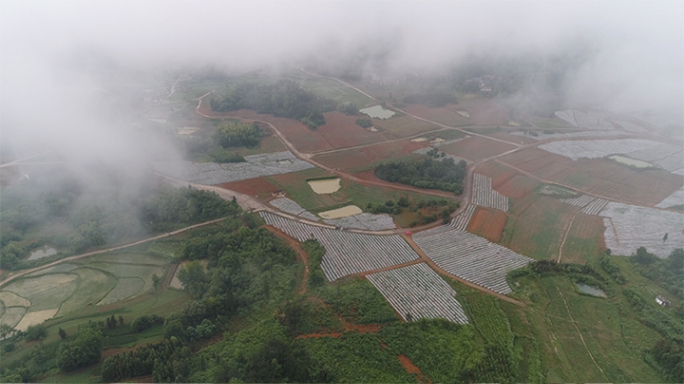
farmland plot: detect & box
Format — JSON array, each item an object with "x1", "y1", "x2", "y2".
[
  {"x1": 511, "y1": 130, "x2": 624, "y2": 141},
  {"x1": 472, "y1": 174, "x2": 509, "y2": 211},
  {"x1": 656, "y1": 187, "x2": 684, "y2": 208},
  {"x1": 614, "y1": 120, "x2": 649, "y2": 133},
  {"x1": 560, "y1": 194, "x2": 595, "y2": 207},
  {"x1": 580, "y1": 198, "x2": 609, "y2": 215},
  {"x1": 450, "y1": 204, "x2": 476, "y2": 231},
  {"x1": 260, "y1": 212, "x2": 418, "y2": 281},
  {"x1": 413, "y1": 227, "x2": 533, "y2": 294},
  {"x1": 324, "y1": 213, "x2": 396, "y2": 231},
  {"x1": 270, "y1": 197, "x2": 320, "y2": 221},
  {"x1": 367, "y1": 263, "x2": 468, "y2": 324},
  {"x1": 554, "y1": 110, "x2": 613, "y2": 130},
  {"x1": 539, "y1": 139, "x2": 684, "y2": 173},
  {"x1": 153, "y1": 151, "x2": 315, "y2": 185},
  {"x1": 600, "y1": 202, "x2": 684, "y2": 257}
]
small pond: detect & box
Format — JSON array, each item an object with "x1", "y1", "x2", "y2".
[
  {"x1": 318, "y1": 205, "x2": 362, "y2": 219},
  {"x1": 28, "y1": 246, "x2": 58, "y2": 261},
  {"x1": 360, "y1": 105, "x2": 396, "y2": 119},
  {"x1": 576, "y1": 283, "x2": 607, "y2": 298},
  {"x1": 608, "y1": 155, "x2": 653, "y2": 169},
  {"x1": 308, "y1": 178, "x2": 341, "y2": 194}
]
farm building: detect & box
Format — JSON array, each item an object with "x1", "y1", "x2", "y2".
[{"x1": 655, "y1": 295, "x2": 671, "y2": 306}]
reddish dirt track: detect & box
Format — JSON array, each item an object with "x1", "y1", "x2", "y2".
[
  {"x1": 440, "y1": 136, "x2": 517, "y2": 162},
  {"x1": 467, "y1": 207, "x2": 507, "y2": 242},
  {"x1": 265, "y1": 225, "x2": 310, "y2": 294},
  {"x1": 398, "y1": 354, "x2": 432, "y2": 384}
]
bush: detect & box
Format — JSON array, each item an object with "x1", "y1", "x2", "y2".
[
  {"x1": 57, "y1": 326, "x2": 102, "y2": 372},
  {"x1": 356, "y1": 118, "x2": 372, "y2": 128},
  {"x1": 24, "y1": 324, "x2": 46, "y2": 341}
]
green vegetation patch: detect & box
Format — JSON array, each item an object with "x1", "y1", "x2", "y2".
[
  {"x1": 315, "y1": 277, "x2": 399, "y2": 324},
  {"x1": 57, "y1": 268, "x2": 118, "y2": 316},
  {"x1": 535, "y1": 183, "x2": 580, "y2": 198},
  {"x1": 375, "y1": 155, "x2": 467, "y2": 194},
  {"x1": 97, "y1": 277, "x2": 145, "y2": 305}
]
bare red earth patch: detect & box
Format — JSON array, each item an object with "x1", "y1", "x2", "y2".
[
  {"x1": 217, "y1": 177, "x2": 280, "y2": 198},
  {"x1": 440, "y1": 136, "x2": 516, "y2": 162},
  {"x1": 317, "y1": 111, "x2": 385, "y2": 148},
  {"x1": 467, "y1": 207, "x2": 508, "y2": 242},
  {"x1": 398, "y1": 354, "x2": 432, "y2": 384},
  {"x1": 314, "y1": 140, "x2": 428, "y2": 171},
  {"x1": 402, "y1": 104, "x2": 472, "y2": 127}
]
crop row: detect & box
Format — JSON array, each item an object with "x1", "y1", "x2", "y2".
[
  {"x1": 601, "y1": 202, "x2": 684, "y2": 258},
  {"x1": 554, "y1": 110, "x2": 613, "y2": 130},
  {"x1": 153, "y1": 150, "x2": 315, "y2": 185},
  {"x1": 581, "y1": 198, "x2": 609, "y2": 215},
  {"x1": 260, "y1": 212, "x2": 418, "y2": 281},
  {"x1": 449, "y1": 204, "x2": 476, "y2": 231},
  {"x1": 366, "y1": 263, "x2": 468, "y2": 324},
  {"x1": 472, "y1": 174, "x2": 508, "y2": 211},
  {"x1": 269, "y1": 197, "x2": 319, "y2": 221},
  {"x1": 324, "y1": 213, "x2": 396, "y2": 231},
  {"x1": 413, "y1": 227, "x2": 533, "y2": 295},
  {"x1": 560, "y1": 194, "x2": 595, "y2": 207}
]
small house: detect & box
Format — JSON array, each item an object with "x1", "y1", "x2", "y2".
[{"x1": 655, "y1": 295, "x2": 671, "y2": 306}]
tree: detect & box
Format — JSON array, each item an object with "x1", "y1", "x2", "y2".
[
  {"x1": 0, "y1": 324, "x2": 14, "y2": 339},
  {"x1": 119, "y1": 315, "x2": 124, "y2": 326},
  {"x1": 663, "y1": 232, "x2": 669, "y2": 242},
  {"x1": 24, "y1": 324, "x2": 46, "y2": 341},
  {"x1": 152, "y1": 273, "x2": 162, "y2": 292},
  {"x1": 57, "y1": 326, "x2": 102, "y2": 372},
  {"x1": 58, "y1": 328, "x2": 67, "y2": 340}
]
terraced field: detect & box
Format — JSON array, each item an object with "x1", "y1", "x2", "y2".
[
  {"x1": 0, "y1": 253, "x2": 167, "y2": 331},
  {"x1": 260, "y1": 212, "x2": 418, "y2": 280},
  {"x1": 367, "y1": 263, "x2": 468, "y2": 324},
  {"x1": 413, "y1": 227, "x2": 533, "y2": 294}
]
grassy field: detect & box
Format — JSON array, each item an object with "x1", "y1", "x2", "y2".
[
  {"x1": 284, "y1": 72, "x2": 374, "y2": 108},
  {"x1": 505, "y1": 257, "x2": 679, "y2": 383}
]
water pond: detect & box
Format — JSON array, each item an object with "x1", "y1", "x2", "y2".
[
  {"x1": 308, "y1": 178, "x2": 341, "y2": 194},
  {"x1": 360, "y1": 105, "x2": 396, "y2": 119},
  {"x1": 28, "y1": 246, "x2": 58, "y2": 261},
  {"x1": 318, "y1": 205, "x2": 362, "y2": 219},
  {"x1": 608, "y1": 155, "x2": 653, "y2": 169},
  {"x1": 576, "y1": 283, "x2": 607, "y2": 298}
]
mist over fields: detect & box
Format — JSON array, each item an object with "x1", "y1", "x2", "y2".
[{"x1": 1, "y1": 0, "x2": 682, "y2": 164}]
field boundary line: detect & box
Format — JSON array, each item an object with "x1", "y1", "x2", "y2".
[
  {"x1": 0, "y1": 217, "x2": 228, "y2": 289},
  {"x1": 400, "y1": 234, "x2": 526, "y2": 307},
  {"x1": 557, "y1": 208, "x2": 581, "y2": 263}
]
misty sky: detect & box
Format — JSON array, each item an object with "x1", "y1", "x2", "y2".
[{"x1": 1, "y1": 0, "x2": 682, "y2": 161}]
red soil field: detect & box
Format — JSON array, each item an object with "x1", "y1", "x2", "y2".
[
  {"x1": 467, "y1": 207, "x2": 507, "y2": 242},
  {"x1": 314, "y1": 140, "x2": 428, "y2": 171},
  {"x1": 217, "y1": 177, "x2": 280, "y2": 198},
  {"x1": 372, "y1": 115, "x2": 442, "y2": 138},
  {"x1": 439, "y1": 136, "x2": 516, "y2": 162},
  {"x1": 562, "y1": 213, "x2": 607, "y2": 264},
  {"x1": 402, "y1": 104, "x2": 472, "y2": 127},
  {"x1": 316, "y1": 111, "x2": 386, "y2": 149},
  {"x1": 457, "y1": 98, "x2": 509, "y2": 126},
  {"x1": 499, "y1": 148, "x2": 684, "y2": 206},
  {"x1": 476, "y1": 161, "x2": 539, "y2": 200}
]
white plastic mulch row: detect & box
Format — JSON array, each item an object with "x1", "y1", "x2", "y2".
[
  {"x1": 153, "y1": 151, "x2": 315, "y2": 185},
  {"x1": 324, "y1": 213, "x2": 396, "y2": 231},
  {"x1": 554, "y1": 110, "x2": 613, "y2": 130},
  {"x1": 581, "y1": 198, "x2": 609, "y2": 215},
  {"x1": 600, "y1": 202, "x2": 684, "y2": 258},
  {"x1": 472, "y1": 174, "x2": 508, "y2": 212},
  {"x1": 367, "y1": 263, "x2": 468, "y2": 324},
  {"x1": 260, "y1": 212, "x2": 418, "y2": 281},
  {"x1": 449, "y1": 204, "x2": 476, "y2": 231},
  {"x1": 413, "y1": 227, "x2": 533, "y2": 295},
  {"x1": 511, "y1": 130, "x2": 624, "y2": 141},
  {"x1": 270, "y1": 197, "x2": 317, "y2": 220},
  {"x1": 538, "y1": 139, "x2": 683, "y2": 173},
  {"x1": 560, "y1": 194, "x2": 595, "y2": 207},
  {"x1": 655, "y1": 188, "x2": 684, "y2": 209},
  {"x1": 614, "y1": 120, "x2": 649, "y2": 133}
]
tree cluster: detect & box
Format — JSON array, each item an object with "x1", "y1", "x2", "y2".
[
  {"x1": 209, "y1": 80, "x2": 338, "y2": 129},
  {"x1": 214, "y1": 121, "x2": 263, "y2": 148},
  {"x1": 374, "y1": 156, "x2": 467, "y2": 194},
  {"x1": 56, "y1": 325, "x2": 103, "y2": 372}
]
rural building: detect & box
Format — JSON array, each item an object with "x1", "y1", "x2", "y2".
[{"x1": 655, "y1": 295, "x2": 671, "y2": 306}]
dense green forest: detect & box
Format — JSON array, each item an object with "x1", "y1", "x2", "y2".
[
  {"x1": 213, "y1": 121, "x2": 263, "y2": 148},
  {"x1": 374, "y1": 154, "x2": 467, "y2": 194},
  {"x1": 209, "y1": 80, "x2": 340, "y2": 129}
]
